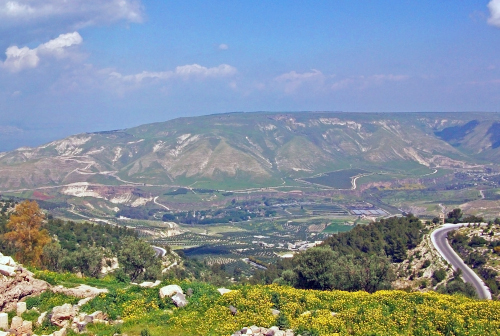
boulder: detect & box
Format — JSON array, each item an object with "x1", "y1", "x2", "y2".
[
  {"x1": 0, "y1": 313, "x2": 8, "y2": 331},
  {"x1": 250, "y1": 325, "x2": 261, "y2": 333},
  {"x1": 18, "y1": 320, "x2": 32, "y2": 334},
  {"x1": 139, "y1": 280, "x2": 161, "y2": 288},
  {"x1": 16, "y1": 301, "x2": 27, "y2": 316},
  {"x1": 217, "y1": 288, "x2": 232, "y2": 295},
  {"x1": 0, "y1": 253, "x2": 17, "y2": 267},
  {"x1": 37, "y1": 311, "x2": 47, "y2": 326},
  {"x1": 51, "y1": 284, "x2": 108, "y2": 298},
  {"x1": 10, "y1": 316, "x2": 23, "y2": 330},
  {"x1": 51, "y1": 303, "x2": 78, "y2": 327},
  {"x1": 271, "y1": 309, "x2": 280, "y2": 316},
  {"x1": 186, "y1": 288, "x2": 193, "y2": 297},
  {"x1": 159, "y1": 285, "x2": 183, "y2": 298},
  {"x1": 0, "y1": 264, "x2": 16, "y2": 277},
  {"x1": 0, "y1": 268, "x2": 48, "y2": 312},
  {"x1": 229, "y1": 305, "x2": 238, "y2": 316},
  {"x1": 171, "y1": 292, "x2": 188, "y2": 308},
  {"x1": 0, "y1": 331, "x2": 8, "y2": 336}
]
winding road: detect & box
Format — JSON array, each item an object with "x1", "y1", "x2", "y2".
[
  {"x1": 152, "y1": 246, "x2": 166, "y2": 257},
  {"x1": 431, "y1": 224, "x2": 492, "y2": 300}
]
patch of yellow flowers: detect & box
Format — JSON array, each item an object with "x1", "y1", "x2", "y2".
[{"x1": 166, "y1": 285, "x2": 500, "y2": 335}]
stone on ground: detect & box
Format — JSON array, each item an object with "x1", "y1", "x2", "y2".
[
  {"x1": 171, "y1": 292, "x2": 188, "y2": 307},
  {"x1": 51, "y1": 284, "x2": 108, "y2": 298},
  {"x1": 51, "y1": 303, "x2": 78, "y2": 327},
  {"x1": 159, "y1": 284, "x2": 183, "y2": 298},
  {"x1": 16, "y1": 301, "x2": 27, "y2": 316},
  {"x1": 217, "y1": 288, "x2": 232, "y2": 295},
  {"x1": 139, "y1": 280, "x2": 161, "y2": 288},
  {"x1": 0, "y1": 313, "x2": 7, "y2": 331}
]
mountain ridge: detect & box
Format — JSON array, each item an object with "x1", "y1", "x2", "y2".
[{"x1": 1, "y1": 112, "x2": 499, "y2": 192}]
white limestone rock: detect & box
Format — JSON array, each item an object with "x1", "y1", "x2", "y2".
[
  {"x1": 0, "y1": 313, "x2": 8, "y2": 331},
  {"x1": 139, "y1": 280, "x2": 161, "y2": 288},
  {"x1": 10, "y1": 316, "x2": 23, "y2": 330},
  {"x1": 171, "y1": 292, "x2": 188, "y2": 308},
  {"x1": 159, "y1": 285, "x2": 183, "y2": 298},
  {"x1": 217, "y1": 288, "x2": 232, "y2": 295},
  {"x1": 17, "y1": 301, "x2": 27, "y2": 316}
]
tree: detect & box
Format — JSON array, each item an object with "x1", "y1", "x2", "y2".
[
  {"x1": 330, "y1": 254, "x2": 394, "y2": 293},
  {"x1": 293, "y1": 247, "x2": 336, "y2": 290},
  {"x1": 42, "y1": 241, "x2": 66, "y2": 271},
  {"x1": 3, "y1": 200, "x2": 50, "y2": 266},
  {"x1": 118, "y1": 236, "x2": 161, "y2": 281},
  {"x1": 65, "y1": 246, "x2": 104, "y2": 277},
  {"x1": 447, "y1": 208, "x2": 463, "y2": 223}
]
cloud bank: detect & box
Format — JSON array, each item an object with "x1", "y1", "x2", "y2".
[
  {"x1": 488, "y1": 0, "x2": 500, "y2": 27},
  {"x1": 0, "y1": 0, "x2": 144, "y2": 29},
  {"x1": 2, "y1": 32, "x2": 82, "y2": 72}
]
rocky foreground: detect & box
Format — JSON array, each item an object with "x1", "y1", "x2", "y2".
[{"x1": 0, "y1": 253, "x2": 48, "y2": 312}]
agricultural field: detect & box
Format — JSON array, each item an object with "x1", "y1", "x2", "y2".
[{"x1": 301, "y1": 169, "x2": 369, "y2": 189}]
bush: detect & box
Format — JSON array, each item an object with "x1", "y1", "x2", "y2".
[
  {"x1": 433, "y1": 269, "x2": 447, "y2": 283},
  {"x1": 422, "y1": 260, "x2": 431, "y2": 268},
  {"x1": 276, "y1": 313, "x2": 290, "y2": 329},
  {"x1": 469, "y1": 236, "x2": 487, "y2": 247}
]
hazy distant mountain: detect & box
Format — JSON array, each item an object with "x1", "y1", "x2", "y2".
[{"x1": 0, "y1": 112, "x2": 499, "y2": 191}]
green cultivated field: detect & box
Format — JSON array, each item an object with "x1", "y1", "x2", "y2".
[{"x1": 302, "y1": 169, "x2": 369, "y2": 189}]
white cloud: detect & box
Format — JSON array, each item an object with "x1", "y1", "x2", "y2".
[
  {"x1": 3, "y1": 45, "x2": 39, "y2": 71},
  {"x1": 38, "y1": 32, "x2": 83, "y2": 56},
  {"x1": 488, "y1": 0, "x2": 500, "y2": 27},
  {"x1": 2, "y1": 32, "x2": 82, "y2": 72},
  {"x1": 274, "y1": 69, "x2": 325, "y2": 93},
  {"x1": 0, "y1": 0, "x2": 144, "y2": 29},
  {"x1": 111, "y1": 64, "x2": 237, "y2": 83},
  {"x1": 218, "y1": 43, "x2": 229, "y2": 50},
  {"x1": 175, "y1": 64, "x2": 236, "y2": 77}
]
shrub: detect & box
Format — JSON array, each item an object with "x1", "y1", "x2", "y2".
[
  {"x1": 276, "y1": 313, "x2": 290, "y2": 329},
  {"x1": 433, "y1": 269, "x2": 447, "y2": 283}
]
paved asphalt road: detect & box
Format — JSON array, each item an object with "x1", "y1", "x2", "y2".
[
  {"x1": 152, "y1": 246, "x2": 166, "y2": 258},
  {"x1": 431, "y1": 224, "x2": 492, "y2": 300}
]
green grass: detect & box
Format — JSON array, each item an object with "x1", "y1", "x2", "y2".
[{"x1": 322, "y1": 223, "x2": 354, "y2": 234}]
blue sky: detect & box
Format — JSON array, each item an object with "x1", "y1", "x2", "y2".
[{"x1": 1, "y1": 0, "x2": 500, "y2": 151}]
